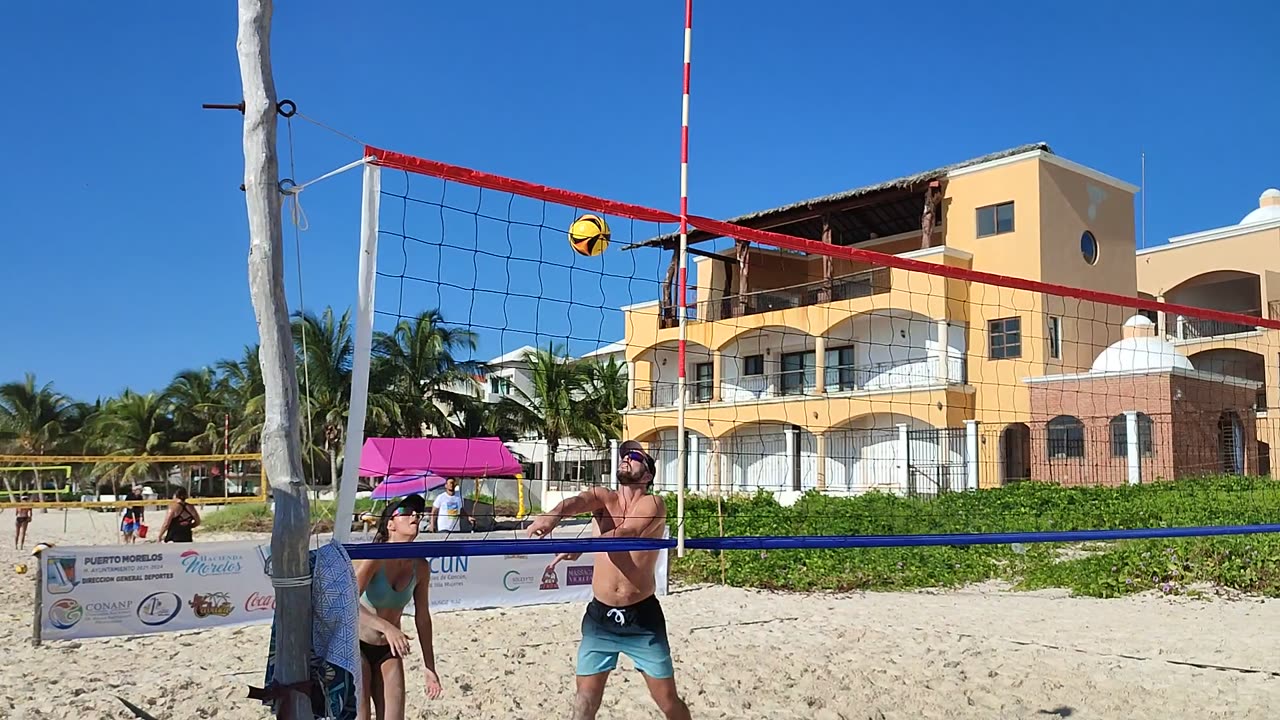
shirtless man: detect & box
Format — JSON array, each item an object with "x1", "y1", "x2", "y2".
[{"x1": 526, "y1": 440, "x2": 691, "y2": 720}]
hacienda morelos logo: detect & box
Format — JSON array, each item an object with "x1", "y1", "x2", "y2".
[{"x1": 179, "y1": 551, "x2": 243, "y2": 577}]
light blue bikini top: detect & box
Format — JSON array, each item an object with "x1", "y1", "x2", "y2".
[{"x1": 362, "y1": 566, "x2": 417, "y2": 609}]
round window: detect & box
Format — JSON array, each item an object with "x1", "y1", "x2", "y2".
[{"x1": 1080, "y1": 231, "x2": 1099, "y2": 265}]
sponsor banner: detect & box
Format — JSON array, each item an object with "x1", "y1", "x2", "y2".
[
  {"x1": 407, "y1": 545, "x2": 669, "y2": 616},
  {"x1": 39, "y1": 538, "x2": 668, "y2": 641},
  {"x1": 40, "y1": 541, "x2": 270, "y2": 641}
]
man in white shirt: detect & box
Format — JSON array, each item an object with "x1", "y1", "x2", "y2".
[{"x1": 430, "y1": 479, "x2": 471, "y2": 533}]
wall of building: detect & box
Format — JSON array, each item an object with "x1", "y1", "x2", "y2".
[
  {"x1": 1170, "y1": 375, "x2": 1259, "y2": 477},
  {"x1": 1028, "y1": 373, "x2": 1175, "y2": 486}
]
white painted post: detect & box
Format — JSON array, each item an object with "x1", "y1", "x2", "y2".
[
  {"x1": 540, "y1": 446, "x2": 552, "y2": 504},
  {"x1": 1125, "y1": 410, "x2": 1141, "y2": 485},
  {"x1": 688, "y1": 433, "x2": 700, "y2": 492},
  {"x1": 896, "y1": 423, "x2": 910, "y2": 494},
  {"x1": 964, "y1": 420, "x2": 980, "y2": 491},
  {"x1": 935, "y1": 319, "x2": 949, "y2": 381},
  {"x1": 334, "y1": 161, "x2": 380, "y2": 544},
  {"x1": 626, "y1": 361, "x2": 637, "y2": 410},
  {"x1": 785, "y1": 426, "x2": 798, "y2": 491},
  {"x1": 609, "y1": 439, "x2": 619, "y2": 489}
]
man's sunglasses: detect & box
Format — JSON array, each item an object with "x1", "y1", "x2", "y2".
[{"x1": 621, "y1": 449, "x2": 650, "y2": 463}]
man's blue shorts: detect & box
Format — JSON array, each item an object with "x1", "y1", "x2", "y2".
[{"x1": 576, "y1": 595, "x2": 674, "y2": 679}]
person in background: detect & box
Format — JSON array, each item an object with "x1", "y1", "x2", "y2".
[
  {"x1": 355, "y1": 493, "x2": 442, "y2": 719},
  {"x1": 14, "y1": 495, "x2": 33, "y2": 550},
  {"x1": 158, "y1": 487, "x2": 200, "y2": 543},
  {"x1": 120, "y1": 485, "x2": 145, "y2": 544},
  {"x1": 430, "y1": 479, "x2": 472, "y2": 534}
]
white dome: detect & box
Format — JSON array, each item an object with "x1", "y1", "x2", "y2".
[
  {"x1": 1240, "y1": 188, "x2": 1280, "y2": 225},
  {"x1": 1090, "y1": 336, "x2": 1193, "y2": 374},
  {"x1": 1123, "y1": 315, "x2": 1154, "y2": 328}
]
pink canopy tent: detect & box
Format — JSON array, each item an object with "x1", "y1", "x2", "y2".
[{"x1": 358, "y1": 437, "x2": 524, "y2": 478}]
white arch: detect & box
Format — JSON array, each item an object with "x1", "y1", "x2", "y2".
[
  {"x1": 824, "y1": 309, "x2": 965, "y2": 392},
  {"x1": 648, "y1": 428, "x2": 713, "y2": 494},
  {"x1": 716, "y1": 422, "x2": 820, "y2": 494}
]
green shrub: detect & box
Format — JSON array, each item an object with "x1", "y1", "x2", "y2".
[{"x1": 664, "y1": 477, "x2": 1280, "y2": 597}]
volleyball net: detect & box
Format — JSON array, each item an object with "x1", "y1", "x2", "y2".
[
  {"x1": 0, "y1": 454, "x2": 265, "y2": 510},
  {"x1": 334, "y1": 144, "x2": 1280, "y2": 561}
]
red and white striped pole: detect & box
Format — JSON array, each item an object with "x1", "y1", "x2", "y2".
[{"x1": 675, "y1": 0, "x2": 692, "y2": 558}]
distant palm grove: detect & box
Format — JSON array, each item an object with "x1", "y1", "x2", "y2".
[{"x1": 0, "y1": 307, "x2": 627, "y2": 500}]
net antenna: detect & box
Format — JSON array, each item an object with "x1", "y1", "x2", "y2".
[{"x1": 674, "y1": 0, "x2": 694, "y2": 558}]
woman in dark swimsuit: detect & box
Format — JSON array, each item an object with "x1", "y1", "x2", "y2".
[
  {"x1": 354, "y1": 494, "x2": 440, "y2": 720},
  {"x1": 158, "y1": 488, "x2": 200, "y2": 543}
]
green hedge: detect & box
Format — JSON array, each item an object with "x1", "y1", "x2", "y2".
[{"x1": 666, "y1": 477, "x2": 1280, "y2": 597}]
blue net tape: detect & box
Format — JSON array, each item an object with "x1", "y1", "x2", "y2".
[{"x1": 342, "y1": 523, "x2": 1280, "y2": 560}]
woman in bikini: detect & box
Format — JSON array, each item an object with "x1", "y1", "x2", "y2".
[
  {"x1": 354, "y1": 494, "x2": 441, "y2": 720},
  {"x1": 157, "y1": 487, "x2": 200, "y2": 543}
]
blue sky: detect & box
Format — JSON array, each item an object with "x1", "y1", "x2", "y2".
[{"x1": 2, "y1": 1, "x2": 1277, "y2": 402}]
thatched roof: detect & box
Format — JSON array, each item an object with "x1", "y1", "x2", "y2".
[{"x1": 625, "y1": 142, "x2": 1053, "y2": 250}]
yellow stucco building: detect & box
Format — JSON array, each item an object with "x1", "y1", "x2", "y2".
[{"x1": 617, "y1": 143, "x2": 1279, "y2": 497}]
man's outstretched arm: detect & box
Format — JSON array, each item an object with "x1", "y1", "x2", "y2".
[{"x1": 527, "y1": 486, "x2": 609, "y2": 537}]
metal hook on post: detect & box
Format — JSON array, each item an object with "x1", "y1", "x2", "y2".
[
  {"x1": 204, "y1": 98, "x2": 299, "y2": 191},
  {"x1": 201, "y1": 98, "x2": 297, "y2": 117}
]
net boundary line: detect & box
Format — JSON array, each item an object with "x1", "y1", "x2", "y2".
[
  {"x1": 364, "y1": 145, "x2": 1280, "y2": 332},
  {"x1": 0, "y1": 454, "x2": 263, "y2": 463},
  {"x1": 342, "y1": 522, "x2": 1280, "y2": 559}
]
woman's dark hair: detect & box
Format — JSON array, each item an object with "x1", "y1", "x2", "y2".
[
  {"x1": 373, "y1": 494, "x2": 426, "y2": 543},
  {"x1": 174, "y1": 487, "x2": 189, "y2": 501}
]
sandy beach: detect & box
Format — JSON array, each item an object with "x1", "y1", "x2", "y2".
[{"x1": 3, "y1": 508, "x2": 1277, "y2": 719}]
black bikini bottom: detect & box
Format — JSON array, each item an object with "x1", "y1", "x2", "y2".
[{"x1": 360, "y1": 640, "x2": 396, "y2": 670}]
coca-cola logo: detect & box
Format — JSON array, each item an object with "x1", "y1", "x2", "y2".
[{"x1": 244, "y1": 592, "x2": 275, "y2": 613}]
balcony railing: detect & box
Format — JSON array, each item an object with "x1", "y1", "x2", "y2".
[
  {"x1": 632, "y1": 382, "x2": 713, "y2": 410},
  {"x1": 824, "y1": 357, "x2": 965, "y2": 392},
  {"x1": 697, "y1": 268, "x2": 891, "y2": 323},
  {"x1": 632, "y1": 358, "x2": 964, "y2": 410},
  {"x1": 1171, "y1": 309, "x2": 1262, "y2": 340}
]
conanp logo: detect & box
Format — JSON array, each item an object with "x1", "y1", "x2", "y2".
[{"x1": 49, "y1": 598, "x2": 84, "y2": 630}]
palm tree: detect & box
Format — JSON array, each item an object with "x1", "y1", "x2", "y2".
[
  {"x1": 88, "y1": 390, "x2": 181, "y2": 495},
  {"x1": 216, "y1": 344, "x2": 264, "y2": 453},
  {"x1": 0, "y1": 374, "x2": 80, "y2": 501},
  {"x1": 580, "y1": 357, "x2": 627, "y2": 442},
  {"x1": 292, "y1": 307, "x2": 394, "y2": 488},
  {"x1": 500, "y1": 344, "x2": 605, "y2": 484},
  {"x1": 167, "y1": 368, "x2": 229, "y2": 454},
  {"x1": 372, "y1": 309, "x2": 481, "y2": 437},
  {"x1": 444, "y1": 395, "x2": 523, "y2": 441}
]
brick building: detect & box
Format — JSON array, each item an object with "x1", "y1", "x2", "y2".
[{"x1": 1024, "y1": 316, "x2": 1261, "y2": 486}]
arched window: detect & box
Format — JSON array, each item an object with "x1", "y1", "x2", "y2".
[
  {"x1": 1109, "y1": 413, "x2": 1154, "y2": 457},
  {"x1": 1046, "y1": 415, "x2": 1085, "y2": 459}
]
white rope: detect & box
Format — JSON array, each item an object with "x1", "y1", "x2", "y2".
[
  {"x1": 281, "y1": 156, "x2": 373, "y2": 236},
  {"x1": 271, "y1": 574, "x2": 313, "y2": 589},
  {"x1": 288, "y1": 156, "x2": 372, "y2": 193}
]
